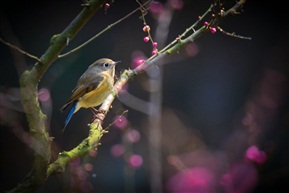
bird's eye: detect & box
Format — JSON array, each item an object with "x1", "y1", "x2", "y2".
[{"x1": 103, "y1": 63, "x2": 109, "y2": 68}]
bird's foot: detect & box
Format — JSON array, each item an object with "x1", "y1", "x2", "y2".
[{"x1": 90, "y1": 108, "x2": 107, "y2": 122}]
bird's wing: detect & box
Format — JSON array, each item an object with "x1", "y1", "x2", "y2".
[{"x1": 60, "y1": 75, "x2": 104, "y2": 111}]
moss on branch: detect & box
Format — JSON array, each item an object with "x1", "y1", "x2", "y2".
[{"x1": 47, "y1": 122, "x2": 105, "y2": 177}]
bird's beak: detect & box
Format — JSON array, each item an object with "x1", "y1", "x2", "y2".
[{"x1": 114, "y1": 61, "x2": 121, "y2": 65}]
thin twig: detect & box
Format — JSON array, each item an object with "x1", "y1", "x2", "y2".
[
  {"x1": 159, "y1": 4, "x2": 213, "y2": 54},
  {"x1": 139, "y1": 2, "x2": 155, "y2": 45},
  {"x1": 217, "y1": 26, "x2": 252, "y2": 40},
  {"x1": 104, "y1": 109, "x2": 129, "y2": 130},
  {"x1": 0, "y1": 37, "x2": 41, "y2": 62},
  {"x1": 59, "y1": 0, "x2": 152, "y2": 58}
]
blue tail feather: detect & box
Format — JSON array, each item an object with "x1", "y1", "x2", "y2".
[{"x1": 62, "y1": 102, "x2": 76, "y2": 132}]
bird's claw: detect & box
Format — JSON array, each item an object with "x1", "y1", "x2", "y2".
[
  {"x1": 92, "y1": 114, "x2": 103, "y2": 122},
  {"x1": 90, "y1": 108, "x2": 107, "y2": 122}
]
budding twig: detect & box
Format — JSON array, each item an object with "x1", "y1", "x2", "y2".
[
  {"x1": 160, "y1": 4, "x2": 213, "y2": 54},
  {"x1": 217, "y1": 26, "x2": 252, "y2": 40}
]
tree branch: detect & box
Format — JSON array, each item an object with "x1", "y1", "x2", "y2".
[
  {"x1": 35, "y1": 0, "x2": 106, "y2": 80},
  {"x1": 8, "y1": 1, "x2": 106, "y2": 193},
  {"x1": 47, "y1": 122, "x2": 105, "y2": 177}
]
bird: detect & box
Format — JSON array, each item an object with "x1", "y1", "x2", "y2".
[{"x1": 60, "y1": 58, "x2": 119, "y2": 131}]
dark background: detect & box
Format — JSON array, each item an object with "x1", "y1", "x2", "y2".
[{"x1": 1, "y1": 0, "x2": 288, "y2": 193}]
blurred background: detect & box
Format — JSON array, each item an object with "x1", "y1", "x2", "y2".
[{"x1": 0, "y1": 0, "x2": 288, "y2": 193}]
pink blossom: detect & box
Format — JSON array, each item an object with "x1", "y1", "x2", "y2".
[
  {"x1": 113, "y1": 115, "x2": 128, "y2": 129},
  {"x1": 210, "y1": 27, "x2": 217, "y2": 34},
  {"x1": 144, "y1": 36, "x2": 150, "y2": 42},
  {"x1": 111, "y1": 144, "x2": 125, "y2": 157},
  {"x1": 166, "y1": 167, "x2": 215, "y2": 193},
  {"x1": 125, "y1": 129, "x2": 141, "y2": 143},
  {"x1": 220, "y1": 162, "x2": 258, "y2": 193},
  {"x1": 245, "y1": 145, "x2": 267, "y2": 164},
  {"x1": 131, "y1": 50, "x2": 146, "y2": 69},
  {"x1": 149, "y1": 1, "x2": 164, "y2": 14},
  {"x1": 38, "y1": 88, "x2": 51, "y2": 102},
  {"x1": 128, "y1": 154, "x2": 143, "y2": 168},
  {"x1": 105, "y1": 3, "x2": 110, "y2": 10},
  {"x1": 143, "y1": 25, "x2": 150, "y2": 32},
  {"x1": 152, "y1": 49, "x2": 157, "y2": 55}
]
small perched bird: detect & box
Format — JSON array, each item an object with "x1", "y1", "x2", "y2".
[{"x1": 60, "y1": 58, "x2": 119, "y2": 131}]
